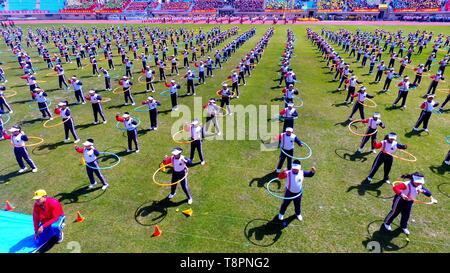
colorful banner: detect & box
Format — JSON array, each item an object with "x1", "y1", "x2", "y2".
[
  {"x1": 352, "y1": 9, "x2": 380, "y2": 12},
  {"x1": 317, "y1": 9, "x2": 343, "y2": 12},
  {"x1": 95, "y1": 9, "x2": 122, "y2": 13},
  {"x1": 393, "y1": 8, "x2": 441, "y2": 12},
  {"x1": 0, "y1": 10, "x2": 50, "y2": 14},
  {"x1": 264, "y1": 9, "x2": 304, "y2": 13},
  {"x1": 192, "y1": 9, "x2": 217, "y2": 13}
]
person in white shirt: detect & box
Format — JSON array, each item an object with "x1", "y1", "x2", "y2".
[
  {"x1": 412, "y1": 94, "x2": 440, "y2": 132},
  {"x1": 162, "y1": 148, "x2": 194, "y2": 204},
  {"x1": 188, "y1": 119, "x2": 206, "y2": 165}
]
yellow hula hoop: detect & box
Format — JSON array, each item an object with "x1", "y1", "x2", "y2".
[
  {"x1": 112, "y1": 86, "x2": 130, "y2": 95},
  {"x1": 221, "y1": 78, "x2": 232, "y2": 85},
  {"x1": 43, "y1": 116, "x2": 70, "y2": 128},
  {"x1": 99, "y1": 97, "x2": 112, "y2": 103},
  {"x1": 358, "y1": 98, "x2": 377, "y2": 108},
  {"x1": 348, "y1": 120, "x2": 378, "y2": 137},
  {"x1": 215, "y1": 107, "x2": 228, "y2": 117},
  {"x1": 172, "y1": 130, "x2": 196, "y2": 144},
  {"x1": 392, "y1": 181, "x2": 435, "y2": 205},
  {"x1": 138, "y1": 75, "x2": 147, "y2": 84},
  {"x1": 0, "y1": 89, "x2": 17, "y2": 98},
  {"x1": 45, "y1": 72, "x2": 58, "y2": 77},
  {"x1": 437, "y1": 89, "x2": 450, "y2": 94},
  {"x1": 152, "y1": 163, "x2": 189, "y2": 187},
  {"x1": 383, "y1": 149, "x2": 417, "y2": 162},
  {"x1": 11, "y1": 136, "x2": 44, "y2": 147},
  {"x1": 36, "y1": 80, "x2": 47, "y2": 83}
]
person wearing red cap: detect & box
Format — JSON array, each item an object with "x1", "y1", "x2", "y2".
[
  {"x1": 32, "y1": 189, "x2": 65, "y2": 244},
  {"x1": 74, "y1": 139, "x2": 109, "y2": 190},
  {"x1": 277, "y1": 161, "x2": 316, "y2": 222},
  {"x1": 412, "y1": 95, "x2": 439, "y2": 133},
  {"x1": 382, "y1": 172, "x2": 437, "y2": 235}
]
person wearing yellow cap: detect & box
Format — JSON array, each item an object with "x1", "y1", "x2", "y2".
[{"x1": 32, "y1": 189, "x2": 65, "y2": 244}]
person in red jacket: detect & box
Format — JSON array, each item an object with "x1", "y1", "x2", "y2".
[{"x1": 32, "y1": 189, "x2": 65, "y2": 244}]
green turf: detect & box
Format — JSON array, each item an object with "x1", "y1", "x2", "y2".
[{"x1": 0, "y1": 24, "x2": 449, "y2": 253}]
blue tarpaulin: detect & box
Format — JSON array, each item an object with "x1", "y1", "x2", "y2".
[{"x1": 0, "y1": 211, "x2": 52, "y2": 253}]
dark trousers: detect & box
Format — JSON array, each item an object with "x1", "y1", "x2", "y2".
[
  {"x1": 127, "y1": 129, "x2": 139, "y2": 150},
  {"x1": 92, "y1": 104, "x2": 106, "y2": 122},
  {"x1": 58, "y1": 75, "x2": 68, "y2": 88},
  {"x1": 279, "y1": 190, "x2": 302, "y2": 216},
  {"x1": 445, "y1": 150, "x2": 450, "y2": 162},
  {"x1": 0, "y1": 97, "x2": 12, "y2": 112},
  {"x1": 427, "y1": 81, "x2": 438, "y2": 95},
  {"x1": 384, "y1": 194, "x2": 413, "y2": 229},
  {"x1": 277, "y1": 148, "x2": 293, "y2": 170},
  {"x1": 393, "y1": 91, "x2": 408, "y2": 107},
  {"x1": 125, "y1": 68, "x2": 132, "y2": 78},
  {"x1": 199, "y1": 71, "x2": 205, "y2": 83},
  {"x1": 171, "y1": 65, "x2": 179, "y2": 75},
  {"x1": 368, "y1": 152, "x2": 393, "y2": 181},
  {"x1": 108, "y1": 60, "x2": 114, "y2": 69},
  {"x1": 187, "y1": 80, "x2": 195, "y2": 94},
  {"x1": 105, "y1": 77, "x2": 111, "y2": 90},
  {"x1": 414, "y1": 111, "x2": 432, "y2": 129},
  {"x1": 159, "y1": 69, "x2": 166, "y2": 81},
  {"x1": 359, "y1": 129, "x2": 377, "y2": 149},
  {"x1": 398, "y1": 65, "x2": 405, "y2": 76},
  {"x1": 283, "y1": 119, "x2": 294, "y2": 132},
  {"x1": 14, "y1": 147, "x2": 36, "y2": 169},
  {"x1": 149, "y1": 109, "x2": 158, "y2": 128},
  {"x1": 86, "y1": 161, "x2": 107, "y2": 185},
  {"x1": 170, "y1": 170, "x2": 191, "y2": 199},
  {"x1": 374, "y1": 71, "x2": 383, "y2": 82},
  {"x1": 190, "y1": 140, "x2": 204, "y2": 162},
  {"x1": 124, "y1": 89, "x2": 134, "y2": 104},
  {"x1": 74, "y1": 90, "x2": 86, "y2": 103},
  {"x1": 76, "y1": 59, "x2": 82, "y2": 68},
  {"x1": 388, "y1": 59, "x2": 395, "y2": 68},
  {"x1": 63, "y1": 118, "x2": 78, "y2": 140},
  {"x1": 206, "y1": 67, "x2": 213, "y2": 77},
  {"x1": 349, "y1": 101, "x2": 365, "y2": 119},
  {"x1": 232, "y1": 82, "x2": 239, "y2": 96},
  {"x1": 92, "y1": 65, "x2": 99, "y2": 75},
  {"x1": 171, "y1": 93, "x2": 178, "y2": 108},
  {"x1": 441, "y1": 94, "x2": 450, "y2": 109},
  {"x1": 146, "y1": 77, "x2": 154, "y2": 91},
  {"x1": 338, "y1": 75, "x2": 347, "y2": 89},
  {"x1": 38, "y1": 102, "x2": 52, "y2": 118},
  {"x1": 383, "y1": 78, "x2": 392, "y2": 91},
  {"x1": 413, "y1": 74, "x2": 422, "y2": 85}
]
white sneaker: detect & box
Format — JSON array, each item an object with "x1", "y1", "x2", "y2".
[
  {"x1": 103, "y1": 120, "x2": 107, "y2": 124},
  {"x1": 372, "y1": 149, "x2": 377, "y2": 154},
  {"x1": 82, "y1": 102, "x2": 86, "y2": 105},
  {"x1": 168, "y1": 193, "x2": 176, "y2": 199},
  {"x1": 357, "y1": 148, "x2": 362, "y2": 153},
  {"x1": 217, "y1": 132, "x2": 221, "y2": 136},
  {"x1": 278, "y1": 214, "x2": 284, "y2": 220},
  {"x1": 88, "y1": 182, "x2": 97, "y2": 188},
  {"x1": 135, "y1": 150, "x2": 140, "y2": 153},
  {"x1": 296, "y1": 214, "x2": 303, "y2": 221},
  {"x1": 154, "y1": 127, "x2": 158, "y2": 130},
  {"x1": 402, "y1": 228, "x2": 410, "y2": 235},
  {"x1": 18, "y1": 168, "x2": 27, "y2": 173},
  {"x1": 132, "y1": 103, "x2": 135, "y2": 106},
  {"x1": 102, "y1": 184, "x2": 109, "y2": 191},
  {"x1": 57, "y1": 231, "x2": 64, "y2": 244},
  {"x1": 201, "y1": 161, "x2": 206, "y2": 165},
  {"x1": 127, "y1": 149, "x2": 131, "y2": 153},
  {"x1": 64, "y1": 138, "x2": 70, "y2": 142},
  {"x1": 445, "y1": 161, "x2": 449, "y2": 165},
  {"x1": 93, "y1": 121, "x2": 98, "y2": 125},
  {"x1": 413, "y1": 127, "x2": 418, "y2": 131},
  {"x1": 385, "y1": 180, "x2": 391, "y2": 184},
  {"x1": 74, "y1": 139, "x2": 80, "y2": 144},
  {"x1": 188, "y1": 198, "x2": 193, "y2": 205},
  {"x1": 32, "y1": 168, "x2": 38, "y2": 173},
  {"x1": 367, "y1": 177, "x2": 373, "y2": 182},
  {"x1": 383, "y1": 223, "x2": 392, "y2": 231},
  {"x1": 124, "y1": 103, "x2": 128, "y2": 106},
  {"x1": 423, "y1": 129, "x2": 429, "y2": 132},
  {"x1": 348, "y1": 117, "x2": 353, "y2": 121}
]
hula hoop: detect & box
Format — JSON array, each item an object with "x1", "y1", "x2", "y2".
[
  {"x1": 285, "y1": 96, "x2": 303, "y2": 108},
  {"x1": 437, "y1": 89, "x2": 450, "y2": 94},
  {"x1": 446, "y1": 135, "x2": 450, "y2": 145},
  {"x1": 27, "y1": 99, "x2": 52, "y2": 111},
  {"x1": 152, "y1": 163, "x2": 189, "y2": 187},
  {"x1": 348, "y1": 120, "x2": 378, "y2": 137},
  {"x1": 85, "y1": 152, "x2": 120, "y2": 170},
  {"x1": 358, "y1": 98, "x2": 377, "y2": 108},
  {"x1": 392, "y1": 181, "x2": 436, "y2": 205},
  {"x1": 45, "y1": 72, "x2": 58, "y2": 77},
  {"x1": 172, "y1": 130, "x2": 195, "y2": 144},
  {"x1": 133, "y1": 105, "x2": 151, "y2": 112},
  {"x1": 112, "y1": 86, "x2": 130, "y2": 95},
  {"x1": 215, "y1": 107, "x2": 228, "y2": 117},
  {"x1": 160, "y1": 89, "x2": 171, "y2": 96},
  {"x1": 43, "y1": 115, "x2": 70, "y2": 128},
  {"x1": 115, "y1": 117, "x2": 141, "y2": 131},
  {"x1": 273, "y1": 115, "x2": 298, "y2": 121},
  {"x1": 384, "y1": 149, "x2": 417, "y2": 162},
  {"x1": 1, "y1": 113, "x2": 11, "y2": 125},
  {"x1": 99, "y1": 97, "x2": 112, "y2": 103},
  {"x1": 279, "y1": 142, "x2": 312, "y2": 160},
  {"x1": 36, "y1": 80, "x2": 47, "y2": 83},
  {"x1": 0, "y1": 90, "x2": 17, "y2": 98},
  {"x1": 11, "y1": 136, "x2": 44, "y2": 147},
  {"x1": 266, "y1": 178, "x2": 302, "y2": 200},
  {"x1": 138, "y1": 75, "x2": 147, "y2": 84},
  {"x1": 221, "y1": 79, "x2": 232, "y2": 85}
]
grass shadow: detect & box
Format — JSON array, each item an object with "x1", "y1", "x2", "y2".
[
  {"x1": 429, "y1": 164, "x2": 450, "y2": 177},
  {"x1": 244, "y1": 216, "x2": 294, "y2": 247},
  {"x1": 335, "y1": 149, "x2": 372, "y2": 162},
  {"x1": 346, "y1": 179, "x2": 386, "y2": 197},
  {"x1": 31, "y1": 141, "x2": 69, "y2": 156},
  {"x1": 362, "y1": 220, "x2": 409, "y2": 252},
  {"x1": 54, "y1": 184, "x2": 106, "y2": 205},
  {"x1": 134, "y1": 198, "x2": 187, "y2": 226},
  {"x1": 249, "y1": 171, "x2": 278, "y2": 188}
]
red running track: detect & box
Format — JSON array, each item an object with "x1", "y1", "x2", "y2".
[{"x1": 10, "y1": 19, "x2": 450, "y2": 26}]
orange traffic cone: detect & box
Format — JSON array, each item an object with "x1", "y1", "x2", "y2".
[
  {"x1": 80, "y1": 157, "x2": 86, "y2": 166},
  {"x1": 5, "y1": 201, "x2": 16, "y2": 211},
  {"x1": 182, "y1": 208, "x2": 193, "y2": 217},
  {"x1": 152, "y1": 225, "x2": 162, "y2": 237},
  {"x1": 76, "y1": 211, "x2": 85, "y2": 222}
]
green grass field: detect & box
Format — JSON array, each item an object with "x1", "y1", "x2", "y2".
[{"x1": 0, "y1": 24, "x2": 449, "y2": 253}]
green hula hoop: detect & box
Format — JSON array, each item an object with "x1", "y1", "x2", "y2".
[
  {"x1": 115, "y1": 117, "x2": 141, "y2": 131},
  {"x1": 279, "y1": 142, "x2": 312, "y2": 160},
  {"x1": 85, "y1": 152, "x2": 120, "y2": 170},
  {"x1": 1, "y1": 113, "x2": 11, "y2": 125},
  {"x1": 266, "y1": 178, "x2": 302, "y2": 200},
  {"x1": 27, "y1": 99, "x2": 52, "y2": 111}
]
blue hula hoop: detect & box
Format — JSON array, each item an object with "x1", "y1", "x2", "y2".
[
  {"x1": 285, "y1": 96, "x2": 303, "y2": 108},
  {"x1": 446, "y1": 135, "x2": 450, "y2": 145},
  {"x1": 1, "y1": 113, "x2": 11, "y2": 125},
  {"x1": 432, "y1": 109, "x2": 442, "y2": 114},
  {"x1": 266, "y1": 178, "x2": 302, "y2": 200},
  {"x1": 279, "y1": 142, "x2": 312, "y2": 160},
  {"x1": 85, "y1": 152, "x2": 120, "y2": 170},
  {"x1": 133, "y1": 105, "x2": 151, "y2": 112},
  {"x1": 115, "y1": 117, "x2": 141, "y2": 131},
  {"x1": 27, "y1": 99, "x2": 52, "y2": 111},
  {"x1": 160, "y1": 89, "x2": 171, "y2": 96}
]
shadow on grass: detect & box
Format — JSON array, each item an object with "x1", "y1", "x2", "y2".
[
  {"x1": 437, "y1": 182, "x2": 450, "y2": 198},
  {"x1": 334, "y1": 120, "x2": 352, "y2": 127},
  {"x1": 346, "y1": 179, "x2": 386, "y2": 197},
  {"x1": 11, "y1": 99, "x2": 33, "y2": 105},
  {"x1": 404, "y1": 128, "x2": 429, "y2": 138},
  {"x1": 335, "y1": 149, "x2": 373, "y2": 163},
  {"x1": 18, "y1": 118, "x2": 44, "y2": 126},
  {"x1": 76, "y1": 122, "x2": 98, "y2": 131},
  {"x1": 0, "y1": 165, "x2": 30, "y2": 184},
  {"x1": 134, "y1": 198, "x2": 187, "y2": 227},
  {"x1": 54, "y1": 184, "x2": 106, "y2": 205},
  {"x1": 249, "y1": 171, "x2": 278, "y2": 188},
  {"x1": 429, "y1": 164, "x2": 450, "y2": 177},
  {"x1": 244, "y1": 216, "x2": 294, "y2": 247},
  {"x1": 330, "y1": 101, "x2": 349, "y2": 107},
  {"x1": 362, "y1": 220, "x2": 409, "y2": 253},
  {"x1": 31, "y1": 141, "x2": 70, "y2": 156}
]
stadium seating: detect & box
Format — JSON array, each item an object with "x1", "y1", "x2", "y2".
[
  {"x1": 102, "y1": 0, "x2": 130, "y2": 9},
  {"x1": 192, "y1": 0, "x2": 226, "y2": 9},
  {"x1": 317, "y1": 0, "x2": 345, "y2": 9},
  {"x1": 232, "y1": 0, "x2": 264, "y2": 12},
  {"x1": 64, "y1": 0, "x2": 98, "y2": 10},
  {"x1": 390, "y1": 0, "x2": 442, "y2": 9},
  {"x1": 161, "y1": 0, "x2": 193, "y2": 11},
  {"x1": 124, "y1": 0, "x2": 150, "y2": 11},
  {"x1": 346, "y1": 0, "x2": 379, "y2": 10}
]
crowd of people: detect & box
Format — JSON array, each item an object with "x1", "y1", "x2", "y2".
[
  {"x1": 192, "y1": 0, "x2": 226, "y2": 9},
  {"x1": 390, "y1": 0, "x2": 443, "y2": 9},
  {"x1": 161, "y1": 0, "x2": 193, "y2": 10}
]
